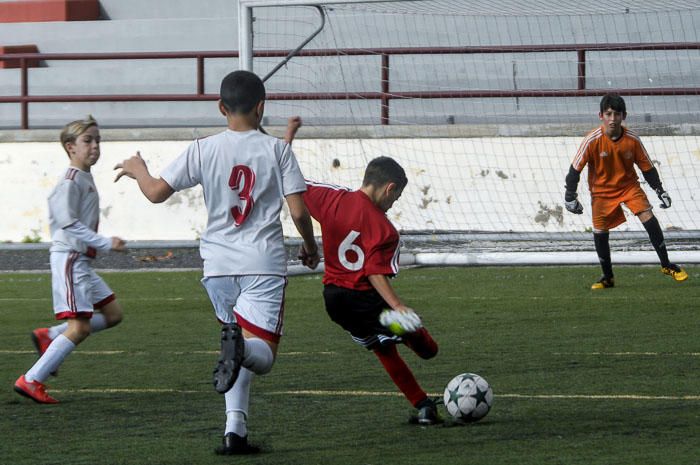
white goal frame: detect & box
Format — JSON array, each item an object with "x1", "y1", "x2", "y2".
[{"x1": 236, "y1": 0, "x2": 700, "y2": 267}]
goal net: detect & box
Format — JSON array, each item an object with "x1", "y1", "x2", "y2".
[{"x1": 239, "y1": 0, "x2": 700, "y2": 266}]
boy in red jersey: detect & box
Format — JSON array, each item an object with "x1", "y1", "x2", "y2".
[
  {"x1": 564, "y1": 93, "x2": 688, "y2": 289},
  {"x1": 302, "y1": 156, "x2": 440, "y2": 425}
]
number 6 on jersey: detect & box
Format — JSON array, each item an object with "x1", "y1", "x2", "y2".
[{"x1": 339, "y1": 230, "x2": 364, "y2": 271}]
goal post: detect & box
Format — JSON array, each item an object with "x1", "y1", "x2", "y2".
[{"x1": 237, "y1": 0, "x2": 700, "y2": 266}]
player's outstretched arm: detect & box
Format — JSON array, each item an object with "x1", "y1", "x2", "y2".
[
  {"x1": 286, "y1": 192, "x2": 319, "y2": 269},
  {"x1": 284, "y1": 116, "x2": 302, "y2": 145},
  {"x1": 114, "y1": 151, "x2": 174, "y2": 204}
]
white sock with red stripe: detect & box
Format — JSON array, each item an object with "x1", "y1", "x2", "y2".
[
  {"x1": 224, "y1": 368, "x2": 253, "y2": 436},
  {"x1": 242, "y1": 338, "x2": 274, "y2": 375},
  {"x1": 48, "y1": 314, "x2": 109, "y2": 340},
  {"x1": 25, "y1": 334, "x2": 75, "y2": 383}
]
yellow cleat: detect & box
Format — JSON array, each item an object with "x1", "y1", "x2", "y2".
[
  {"x1": 591, "y1": 276, "x2": 615, "y2": 290},
  {"x1": 661, "y1": 266, "x2": 689, "y2": 282}
]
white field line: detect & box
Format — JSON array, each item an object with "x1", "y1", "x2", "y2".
[
  {"x1": 2, "y1": 349, "x2": 697, "y2": 357},
  {"x1": 0, "y1": 349, "x2": 336, "y2": 356},
  {"x1": 45, "y1": 387, "x2": 700, "y2": 401},
  {"x1": 0, "y1": 297, "x2": 194, "y2": 302}
]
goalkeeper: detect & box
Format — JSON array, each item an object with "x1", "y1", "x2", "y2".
[
  {"x1": 299, "y1": 153, "x2": 441, "y2": 425},
  {"x1": 564, "y1": 93, "x2": 688, "y2": 289}
]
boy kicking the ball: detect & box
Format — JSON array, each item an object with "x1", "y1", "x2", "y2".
[
  {"x1": 114, "y1": 70, "x2": 319, "y2": 455},
  {"x1": 302, "y1": 155, "x2": 441, "y2": 425}
]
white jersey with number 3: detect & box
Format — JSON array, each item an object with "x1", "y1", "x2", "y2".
[{"x1": 160, "y1": 129, "x2": 306, "y2": 276}]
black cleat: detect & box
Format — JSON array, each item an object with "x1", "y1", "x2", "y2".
[
  {"x1": 213, "y1": 323, "x2": 244, "y2": 394},
  {"x1": 215, "y1": 433, "x2": 260, "y2": 455},
  {"x1": 409, "y1": 397, "x2": 443, "y2": 425}
]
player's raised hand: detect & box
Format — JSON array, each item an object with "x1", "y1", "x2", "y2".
[
  {"x1": 114, "y1": 151, "x2": 146, "y2": 182},
  {"x1": 285, "y1": 116, "x2": 302, "y2": 144},
  {"x1": 564, "y1": 191, "x2": 584, "y2": 214},
  {"x1": 656, "y1": 188, "x2": 672, "y2": 208},
  {"x1": 111, "y1": 237, "x2": 127, "y2": 252}
]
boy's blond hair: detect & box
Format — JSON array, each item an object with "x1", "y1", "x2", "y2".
[{"x1": 60, "y1": 115, "x2": 98, "y2": 155}]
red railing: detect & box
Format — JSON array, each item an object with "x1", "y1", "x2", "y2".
[{"x1": 1, "y1": 42, "x2": 699, "y2": 129}]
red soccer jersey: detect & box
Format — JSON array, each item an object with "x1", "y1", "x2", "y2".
[{"x1": 303, "y1": 180, "x2": 400, "y2": 291}]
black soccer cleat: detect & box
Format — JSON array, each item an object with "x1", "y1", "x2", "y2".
[
  {"x1": 213, "y1": 323, "x2": 244, "y2": 394},
  {"x1": 409, "y1": 397, "x2": 443, "y2": 426},
  {"x1": 215, "y1": 433, "x2": 261, "y2": 455}
]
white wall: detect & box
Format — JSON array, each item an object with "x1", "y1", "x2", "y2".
[{"x1": 1, "y1": 135, "x2": 698, "y2": 242}]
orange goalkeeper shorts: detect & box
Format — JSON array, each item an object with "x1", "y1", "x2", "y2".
[{"x1": 591, "y1": 183, "x2": 652, "y2": 231}]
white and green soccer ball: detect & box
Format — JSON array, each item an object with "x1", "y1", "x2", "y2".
[{"x1": 443, "y1": 373, "x2": 493, "y2": 422}]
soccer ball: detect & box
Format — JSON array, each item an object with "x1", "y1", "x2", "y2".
[{"x1": 443, "y1": 373, "x2": 493, "y2": 422}]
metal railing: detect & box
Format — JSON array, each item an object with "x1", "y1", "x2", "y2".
[{"x1": 1, "y1": 42, "x2": 699, "y2": 129}]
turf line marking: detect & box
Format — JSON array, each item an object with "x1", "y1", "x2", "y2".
[
  {"x1": 45, "y1": 388, "x2": 700, "y2": 401},
  {"x1": 554, "y1": 352, "x2": 700, "y2": 357},
  {"x1": 0, "y1": 349, "x2": 335, "y2": 356},
  {"x1": 3, "y1": 349, "x2": 695, "y2": 357},
  {"x1": 0, "y1": 297, "x2": 192, "y2": 302},
  {"x1": 274, "y1": 390, "x2": 700, "y2": 401}
]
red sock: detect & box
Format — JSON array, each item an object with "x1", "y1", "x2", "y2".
[
  {"x1": 403, "y1": 327, "x2": 438, "y2": 360},
  {"x1": 374, "y1": 344, "x2": 426, "y2": 407}
]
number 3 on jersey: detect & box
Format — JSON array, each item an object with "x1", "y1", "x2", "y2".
[
  {"x1": 339, "y1": 230, "x2": 364, "y2": 271},
  {"x1": 229, "y1": 165, "x2": 255, "y2": 226}
]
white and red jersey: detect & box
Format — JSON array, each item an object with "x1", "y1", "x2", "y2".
[
  {"x1": 160, "y1": 129, "x2": 306, "y2": 276},
  {"x1": 303, "y1": 180, "x2": 400, "y2": 291},
  {"x1": 48, "y1": 167, "x2": 102, "y2": 256}
]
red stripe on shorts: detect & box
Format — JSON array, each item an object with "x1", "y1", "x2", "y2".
[
  {"x1": 234, "y1": 311, "x2": 281, "y2": 344},
  {"x1": 94, "y1": 294, "x2": 115, "y2": 309},
  {"x1": 64, "y1": 252, "x2": 80, "y2": 312}
]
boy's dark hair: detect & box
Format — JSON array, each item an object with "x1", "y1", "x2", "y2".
[
  {"x1": 220, "y1": 70, "x2": 266, "y2": 114},
  {"x1": 600, "y1": 93, "x2": 626, "y2": 114},
  {"x1": 362, "y1": 156, "x2": 408, "y2": 190}
]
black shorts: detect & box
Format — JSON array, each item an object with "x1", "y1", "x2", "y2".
[{"x1": 323, "y1": 284, "x2": 400, "y2": 349}]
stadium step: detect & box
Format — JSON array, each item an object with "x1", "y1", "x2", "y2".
[
  {"x1": 0, "y1": 0, "x2": 100, "y2": 23},
  {"x1": 0, "y1": 45, "x2": 40, "y2": 69}
]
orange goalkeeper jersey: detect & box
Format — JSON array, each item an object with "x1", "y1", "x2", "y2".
[{"x1": 571, "y1": 126, "x2": 655, "y2": 198}]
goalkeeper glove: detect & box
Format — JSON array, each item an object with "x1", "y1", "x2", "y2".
[
  {"x1": 564, "y1": 190, "x2": 583, "y2": 214},
  {"x1": 656, "y1": 188, "x2": 672, "y2": 209},
  {"x1": 379, "y1": 309, "x2": 422, "y2": 336}
]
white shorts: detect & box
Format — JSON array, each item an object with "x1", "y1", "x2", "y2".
[
  {"x1": 201, "y1": 275, "x2": 287, "y2": 343},
  {"x1": 50, "y1": 252, "x2": 115, "y2": 320}
]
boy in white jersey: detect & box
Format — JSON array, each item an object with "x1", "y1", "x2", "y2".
[
  {"x1": 114, "y1": 70, "x2": 319, "y2": 455},
  {"x1": 14, "y1": 115, "x2": 127, "y2": 404}
]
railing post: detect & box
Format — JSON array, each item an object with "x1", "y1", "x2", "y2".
[
  {"x1": 196, "y1": 56, "x2": 205, "y2": 95},
  {"x1": 381, "y1": 53, "x2": 389, "y2": 125},
  {"x1": 20, "y1": 58, "x2": 28, "y2": 129},
  {"x1": 577, "y1": 49, "x2": 586, "y2": 90}
]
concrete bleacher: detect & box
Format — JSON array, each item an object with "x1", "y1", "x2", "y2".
[
  {"x1": 0, "y1": 0, "x2": 100, "y2": 23},
  {"x1": 0, "y1": 0, "x2": 241, "y2": 128},
  {"x1": 0, "y1": 1, "x2": 698, "y2": 129}
]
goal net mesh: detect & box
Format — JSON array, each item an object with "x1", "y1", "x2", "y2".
[{"x1": 245, "y1": 0, "x2": 700, "y2": 262}]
